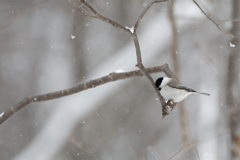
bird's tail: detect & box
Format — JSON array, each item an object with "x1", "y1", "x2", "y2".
[{"x1": 194, "y1": 92, "x2": 210, "y2": 96}]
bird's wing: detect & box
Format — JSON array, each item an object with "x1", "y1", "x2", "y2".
[{"x1": 167, "y1": 80, "x2": 196, "y2": 93}]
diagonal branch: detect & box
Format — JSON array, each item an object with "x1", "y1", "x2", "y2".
[
  {"x1": 134, "y1": 0, "x2": 169, "y2": 32},
  {"x1": 193, "y1": 0, "x2": 237, "y2": 39},
  {"x1": 0, "y1": 64, "x2": 174, "y2": 125},
  {"x1": 68, "y1": 0, "x2": 131, "y2": 33}
]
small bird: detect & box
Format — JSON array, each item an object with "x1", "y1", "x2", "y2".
[{"x1": 155, "y1": 77, "x2": 210, "y2": 103}]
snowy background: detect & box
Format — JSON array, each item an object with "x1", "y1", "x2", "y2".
[{"x1": 0, "y1": 0, "x2": 239, "y2": 159}]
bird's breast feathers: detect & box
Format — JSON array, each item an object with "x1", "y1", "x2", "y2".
[{"x1": 160, "y1": 85, "x2": 192, "y2": 102}]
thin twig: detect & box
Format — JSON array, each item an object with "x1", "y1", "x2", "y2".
[
  {"x1": 0, "y1": 64, "x2": 172, "y2": 125},
  {"x1": 192, "y1": 147, "x2": 200, "y2": 160},
  {"x1": 168, "y1": 146, "x2": 185, "y2": 160},
  {"x1": 192, "y1": 130, "x2": 230, "y2": 144},
  {"x1": 70, "y1": 131, "x2": 114, "y2": 160},
  {"x1": 93, "y1": 152, "x2": 102, "y2": 160},
  {"x1": 209, "y1": 15, "x2": 240, "y2": 22},
  {"x1": 95, "y1": 131, "x2": 115, "y2": 149},
  {"x1": 67, "y1": 0, "x2": 79, "y2": 8},
  {"x1": 193, "y1": 0, "x2": 237, "y2": 39},
  {"x1": 70, "y1": 135, "x2": 93, "y2": 153},
  {"x1": 167, "y1": 130, "x2": 229, "y2": 159},
  {"x1": 68, "y1": 0, "x2": 131, "y2": 33},
  {"x1": 134, "y1": 0, "x2": 169, "y2": 32}
]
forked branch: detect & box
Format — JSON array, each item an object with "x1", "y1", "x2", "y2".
[
  {"x1": 2, "y1": 0, "x2": 234, "y2": 125},
  {"x1": 67, "y1": 0, "x2": 174, "y2": 117}
]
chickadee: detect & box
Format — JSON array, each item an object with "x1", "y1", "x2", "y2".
[{"x1": 155, "y1": 77, "x2": 210, "y2": 103}]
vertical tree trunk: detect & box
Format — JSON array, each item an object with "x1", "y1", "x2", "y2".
[
  {"x1": 227, "y1": 0, "x2": 240, "y2": 159},
  {"x1": 168, "y1": 1, "x2": 190, "y2": 145}
]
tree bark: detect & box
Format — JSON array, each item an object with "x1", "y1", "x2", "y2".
[{"x1": 227, "y1": 0, "x2": 240, "y2": 159}]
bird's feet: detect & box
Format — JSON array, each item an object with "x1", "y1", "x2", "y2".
[{"x1": 162, "y1": 100, "x2": 175, "y2": 119}]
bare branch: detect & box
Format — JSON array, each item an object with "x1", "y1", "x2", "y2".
[
  {"x1": 209, "y1": 15, "x2": 240, "y2": 22},
  {"x1": 67, "y1": 0, "x2": 97, "y2": 18},
  {"x1": 0, "y1": 64, "x2": 173, "y2": 125},
  {"x1": 95, "y1": 131, "x2": 115, "y2": 149},
  {"x1": 68, "y1": 0, "x2": 131, "y2": 33},
  {"x1": 70, "y1": 132, "x2": 114, "y2": 160},
  {"x1": 168, "y1": 146, "x2": 185, "y2": 160},
  {"x1": 192, "y1": 129, "x2": 230, "y2": 144},
  {"x1": 170, "y1": 130, "x2": 229, "y2": 159},
  {"x1": 151, "y1": 130, "x2": 229, "y2": 159},
  {"x1": 134, "y1": 0, "x2": 170, "y2": 32},
  {"x1": 192, "y1": 147, "x2": 200, "y2": 160},
  {"x1": 67, "y1": 0, "x2": 80, "y2": 8},
  {"x1": 130, "y1": 33, "x2": 167, "y2": 115},
  {"x1": 193, "y1": 0, "x2": 237, "y2": 39},
  {"x1": 70, "y1": 135, "x2": 93, "y2": 153},
  {"x1": 93, "y1": 152, "x2": 102, "y2": 160},
  {"x1": 67, "y1": 0, "x2": 178, "y2": 118}
]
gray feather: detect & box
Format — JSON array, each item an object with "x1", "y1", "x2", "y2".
[
  {"x1": 167, "y1": 79, "x2": 210, "y2": 96},
  {"x1": 167, "y1": 80, "x2": 196, "y2": 92},
  {"x1": 163, "y1": 78, "x2": 210, "y2": 96}
]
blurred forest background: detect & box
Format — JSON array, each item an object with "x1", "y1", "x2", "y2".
[{"x1": 0, "y1": 0, "x2": 239, "y2": 159}]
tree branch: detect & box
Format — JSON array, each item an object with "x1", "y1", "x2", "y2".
[
  {"x1": 4, "y1": 0, "x2": 229, "y2": 124},
  {"x1": 67, "y1": 0, "x2": 176, "y2": 118},
  {"x1": 67, "y1": 0, "x2": 131, "y2": 33},
  {"x1": 134, "y1": 0, "x2": 169, "y2": 32},
  {"x1": 193, "y1": 0, "x2": 237, "y2": 39},
  {"x1": 0, "y1": 64, "x2": 174, "y2": 125}
]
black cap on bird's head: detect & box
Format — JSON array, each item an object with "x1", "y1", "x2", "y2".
[{"x1": 155, "y1": 77, "x2": 163, "y2": 91}]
